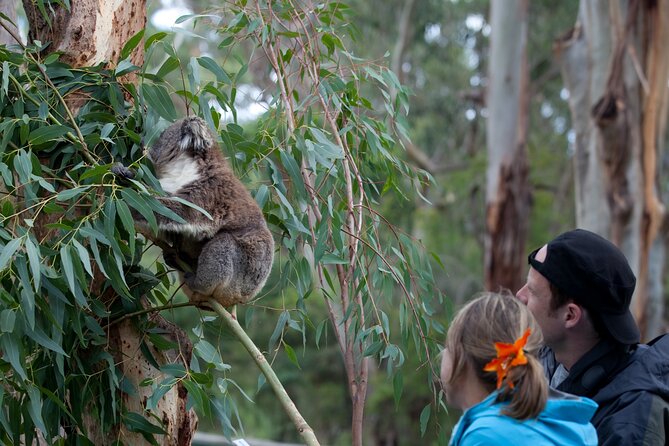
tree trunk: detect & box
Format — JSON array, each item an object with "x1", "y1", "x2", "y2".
[
  {"x1": 484, "y1": 0, "x2": 531, "y2": 293},
  {"x1": 0, "y1": 0, "x2": 19, "y2": 45},
  {"x1": 22, "y1": 0, "x2": 145, "y2": 67},
  {"x1": 22, "y1": 1, "x2": 198, "y2": 443},
  {"x1": 557, "y1": 0, "x2": 669, "y2": 339}
]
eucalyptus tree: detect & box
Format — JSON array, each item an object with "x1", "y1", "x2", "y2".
[
  {"x1": 484, "y1": 0, "x2": 530, "y2": 293},
  {"x1": 557, "y1": 0, "x2": 669, "y2": 338},
  {"x1": 0, "y1": 0, "x2": 444, "y2": 444}
]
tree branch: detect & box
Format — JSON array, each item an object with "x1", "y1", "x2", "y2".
[{"x1": 208, "y1": 300, "x2": 321, "y2": 446}]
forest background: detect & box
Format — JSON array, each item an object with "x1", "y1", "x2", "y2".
[{"x1": 0, "y1": 0, "x2": 668, "y2": 445}]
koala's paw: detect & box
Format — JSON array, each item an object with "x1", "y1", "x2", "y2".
[
  {"x1": 163, "y1": 250, "x2": 181, "y2": 270},
  {"x1": 183, "y1": 271, "x2": 196, "y2": 285},
  {"x1": 111, "y1": 163, "x2": 136, "y2": 181}
]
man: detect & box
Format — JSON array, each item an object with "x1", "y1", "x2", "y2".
[{"x1": 516, "y1": 229, "x2": 669, "y2": 445}]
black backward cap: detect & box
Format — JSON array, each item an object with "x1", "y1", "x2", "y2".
[{"x1": 528, "y1": 229, "x2": 639, "y2": 345}]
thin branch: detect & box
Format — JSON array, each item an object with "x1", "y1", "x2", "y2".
[
  {"x1": 104, "y1": 301, "x2": 196, "y2": 329},
  {"x1": 208, "y1": 299, "x2": 321, "y2": 446},
  {"x1": 0, "y1": 14, "x2": 22, "y2": 47}
]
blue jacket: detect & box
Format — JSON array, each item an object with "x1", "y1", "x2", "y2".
[
  {"x1": 541, "y1": 335, "x2": 669, "y2": 446},
  {"x1": 449, "y1": 389, "x2": 598, "y2": 445}
]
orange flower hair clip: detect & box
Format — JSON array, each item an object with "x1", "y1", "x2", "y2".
[{"x1": 483, "y1": 328, "x2": 531, "y2": 389}]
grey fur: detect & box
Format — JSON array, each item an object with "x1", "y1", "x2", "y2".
[{"x1": 139, "y1": 117, "x2": 274, "y2": 307}]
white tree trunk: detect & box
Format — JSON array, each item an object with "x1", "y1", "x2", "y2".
[
  {"x1": 558, "y1": 0, "x2": 669, "y2": 339},
  {"x1": 0, "y1": 0, "x2": 19, "y2": 45},
  {"x1": 485, "y1": 0, "x2": 530, "y2": 293}
]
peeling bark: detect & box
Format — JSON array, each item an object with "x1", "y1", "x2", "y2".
[
  {"x1": 558, "y1": 0, "x2": 669, "y2": 339},
  {"x1": 22, "y1": 0, "x2": 145, "y2": 68},
  {"x1": 635, "y1": 0, "x2": 669, "y2": 335},
  {"x1": 485, "y1": 0, "x2": 530, "y2": 293},
  {"x1": 83, "y1": 318, "x2": 197, "y2": 446}
]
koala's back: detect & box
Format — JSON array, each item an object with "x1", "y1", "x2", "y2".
[
  {"x1": 184, "y1": 224, "x2": 274, "y2": 307},
  {"x1": 176, "y1": 152, "x2": 267, "y2": 236}
]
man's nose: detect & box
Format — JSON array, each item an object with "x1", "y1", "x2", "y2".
[{"x1": 515, "y1": 285, "x2": 529, "y2": 305}]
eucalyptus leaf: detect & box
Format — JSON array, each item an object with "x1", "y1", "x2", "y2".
[
  {"x1": 29, "y1": 125, "x2": 72, "y2": 146},
  {"x1": 0, "y1": 238, "x2": 22, "y2": 271}
]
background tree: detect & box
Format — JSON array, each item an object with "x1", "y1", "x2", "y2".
[
  {"x1": 484, "y1": 0, "x2": 530, "y2": 292},
  {"x1": 557, "y1": 0, "x2": 669, "y2": 338},
  {"x1": 0, "y1": 0, "x2": 444, "y2": 444},
  {"x1": 0, "y1": 0, "x2": 17, "y2": 46}
]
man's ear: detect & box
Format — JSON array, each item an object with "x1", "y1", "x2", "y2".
[{"x1": 564, "y1": 302, "x2": 584, "y2": 329}]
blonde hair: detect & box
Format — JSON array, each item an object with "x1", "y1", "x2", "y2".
[{"x1": 445, "y1": 291, "x2": 548, "y2": 420}]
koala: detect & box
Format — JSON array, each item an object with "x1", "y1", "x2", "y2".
[{"x1": 113, "y1": 117, "x2": 274, "y2": 308}]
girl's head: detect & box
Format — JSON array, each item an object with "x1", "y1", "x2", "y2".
[{"x1": 440, "y1": 291, "x2": 547, "y2": 419}]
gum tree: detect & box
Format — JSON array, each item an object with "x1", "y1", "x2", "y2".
[{"x1": 0, "y1": 0, "x2": 444, "y2": 444}]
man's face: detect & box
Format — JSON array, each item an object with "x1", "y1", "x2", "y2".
[{"x1": 516, "y1": 246, "x2": 566, "y2": 347}]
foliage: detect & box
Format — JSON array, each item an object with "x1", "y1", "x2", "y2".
[{"x1": 0, "y1": 0, "x2": 447, "y2": 443}]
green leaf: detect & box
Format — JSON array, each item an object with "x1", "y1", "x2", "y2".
[
  {"x1": 310, "y1": 128, "x2": 344, "y2": 159},
  {"x1": 321, "y1": 253, "x2": 348, "y2": 265},
  {"x1": 25, "y1": 323, "x2": 67, "y2": 356},
  {"x1": 197, "y1": 56, "x2": 232, "y2": 84},
  {"x1": 124, "y1": 411, "x2": 167, "y2": 435},
  {"x1": 0, "y1": 120, "x2": 16, "y2": 154},
  {"x1": 156, "y1": 56, "x2": 181, "y2": 78},
  {"x1": 56, "y1": 186, "x2": 91, "y2": 202},
  {"x1": 35, "y1": 175, "x2": 55, "y2": 193},
  {"x1": 72, "y1": 239, "x2": 94, "y2": 278},
  {"x1": 60, "y1": 245, "x2": 77, "y2": 296},
  {"x1": 24, "y1": 237, "x2": 41, "y2": 291},
  {"x1": 146, "y1": 377, "x2": 178, "y2": 411},
  {"x1": 393, "y1": 372, "x2": 403, "y2": 408},
  {"x1": 1, "y1": 61, "x2": 9, "y2": 98},
  {"x1": 0, "y1": 310, "x2": 16, "y2": 333},
  {"x1": 0, "y1": 238, "x2": 22, "y2": 271},
  {"x1": 187, "y1": 56, "x2": 201, "y2": 92},
  {"x1": 115, "y1": 59, "x2": 139, "y2": 76},
  {"x1": 142, "y1": 84, "x2": 177, "y2": 121},
  {"x1": 28, "y1": 125, "x2": 72, "y2": 146},
  {"x1": 283, "y1": 342, "x2": 300, "y2": 369},
  {"x1": 1, "y1": 335, "x2": 27, "y2": 380},
  {"x1": 182, "y1": 379, "x2": 211, "y2": 418},
  {"x1": 315, "y1": 319, "x2": 327, "y2": 348},
  {"x1": 279, "y1": 150, "x2": 307, "y2": 198},
  {"x1": 419, "y1": 404, "x2": 431, "y2": 437},
  {"x1": 38, "y1": 102, "x2": 48, "y2": 120},
  {"x1": 160, "y1": 364, "x2": 187, "y2": 378},
  {"x1": 168, "y1": 196, "x2": 212, "y2": 220},
  {"x1": 27, "y1": 386, "x2": 47, "y2": 435},
  {"x1": 363, "y1": 341, "x2": 384, "y2": 357},
  {"x1": 144, "y1": 32, "x2": 168, "y2": 50},
  {"x1": 115, "y1": 198, "x2": 136, "y2": 252},
  {"x1": 120, "y1": 189, "x2": 158, "y2": 234},
  {"x1": 120, "y1": 29, "x2": 145, "y2": 60},
  {"x1": 194, "y1": 339, "x2": 223, "y2": 365},
  {"x1": 147, "y1": 197, "x2": 186, "y2": 224},
  {"x1": 268, "y1": 311, "x2": 289, "y2": 352}
]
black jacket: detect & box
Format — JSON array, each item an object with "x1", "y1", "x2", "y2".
[{"x1": 540, "y1": 335, "x2": 669, "y2": 446}]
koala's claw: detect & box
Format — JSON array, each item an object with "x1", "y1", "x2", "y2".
[
  {"x1": 183, "y1": 271, "x2": 195, "y2": 286},
  {"x1": 111, "y1": 162, "x2": 136, "y2": 181},
  {"x1": 163, "y1": 250, "x2": 181, "y2": 270}
]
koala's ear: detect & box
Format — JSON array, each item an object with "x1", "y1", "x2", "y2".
[{"x1": 180, "y1": 117, "x2": 214, "y2": 154}]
